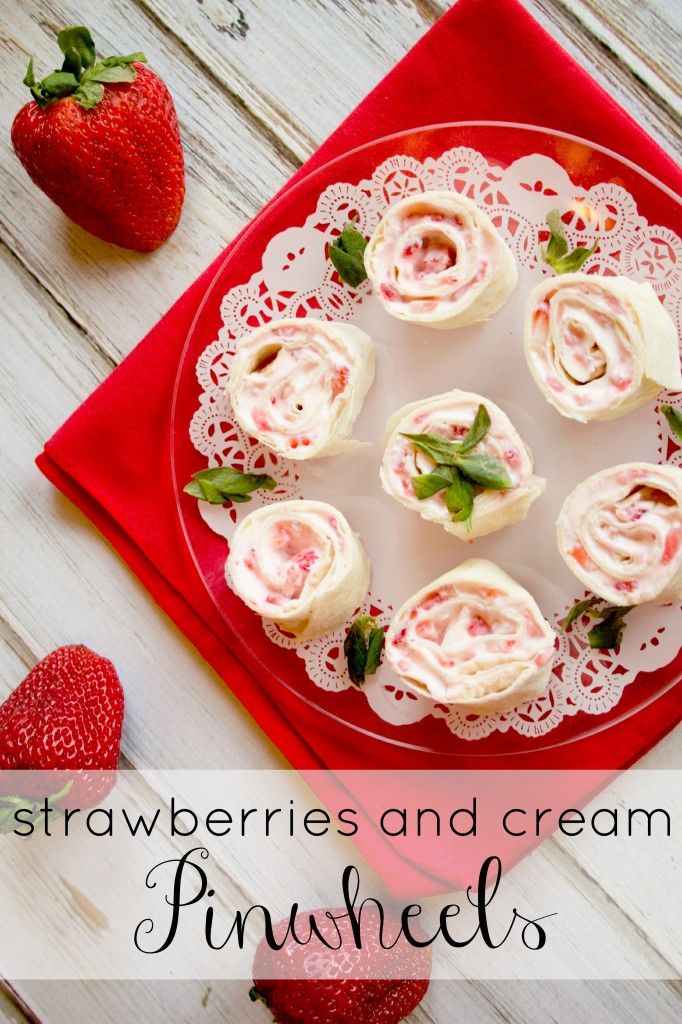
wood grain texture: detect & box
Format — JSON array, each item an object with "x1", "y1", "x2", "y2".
[{"x1": 0, "y1": 0, "x2": 680, "y2": 1021}]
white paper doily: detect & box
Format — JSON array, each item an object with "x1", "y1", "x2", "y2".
[{"x1": 188, "y1": 143, "x2": 682, "y2": 743}]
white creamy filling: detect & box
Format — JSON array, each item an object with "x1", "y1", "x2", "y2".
[
  {"x1": 389, "y1": 583, "x2": 553, "y2": 700},
  {"x1": 233, "y1": 323, "x2": 351, "y2": 452},
  {"x1": 563, "y1": 468, "x2": 682, "y2": 599},
  {"x1": 374, "y1": 209, "x2": 493, "y2": 310},
  {"x1": 230, "y1": 513, "x2": 338, "y2": 612},
  {"x1": 529, "y1": 283, "x2": 640, "y2": 414}
]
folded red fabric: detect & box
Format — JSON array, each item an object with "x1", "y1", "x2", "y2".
[{"x1": 38, "y1": 0, "x2": 682, "y2": 787}]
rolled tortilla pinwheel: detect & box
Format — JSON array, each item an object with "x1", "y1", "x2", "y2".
[
  {"x1": 226, "y1": 318, "x2": 375, "y2": 459},
  {"x1": 226, "y1": 500, "x2": 370, "y2": 640},
  {"x1": 381, "y1": 390, "x2": 545, "y2": 539},
  {"x1": 524, "y1": 273, "x2": 682, "y2": 422},
  {"x1": 363, "y1": 190, "x2": 518, "y2": 329},
  {"x1": 386, "y1": 559, "x2": 556, "y2": 714},
  {"x1": 557, "y1": 462, "x2": 682, "y2": 605}
]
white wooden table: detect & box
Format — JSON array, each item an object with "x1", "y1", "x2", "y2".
[{"x1": 0, "y1": 1, "x2": 680, "y2": 1021}]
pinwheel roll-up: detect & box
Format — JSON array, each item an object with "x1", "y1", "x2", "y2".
[
  {"x1": 524, "y1": 273, "x2": 682, "y2": 422},
  {"x1": 226, "y1": 319, "x2": 375, "y2": 459},
  {"x1": 381, "y1": 390, "x2": 545, "y2": 540},
  {"x1": 386, "y1": 559, "x2": 556, "y2": 714},
  {"x1": 364, "y1": 191, "x2": 518, "y2": 329},
  {"x1": 557, "y1": 463, "x2": 682, "y2": 605},
  {"x1": 226, "y1": 500, "x2": 370, "y2": 640}
]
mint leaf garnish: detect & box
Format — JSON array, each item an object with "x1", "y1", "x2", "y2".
[
  {"x1": 562, "y1": 594, "x2": 632, "y2": 649},
  {"x1": 344, "y1": 615, "x2": 384, "y2": 686},
  {"x1": 401, "y1": 432, "x2": 461, "y2": 466},
  {"x1": 561, "y1": 596, "x2": 600, "y2": 633},
  {"x1": 328, "y1": 220, "x2": 368, "y2": 288},
  {"x1": 661, "y1": 404, "x2": 682, "y2": 443},
  {"x1": 588, "y1": 606, "x2": 633, "y2": 650},
  {"x1": 412, "y1": 465, "x2": 455, "y2": 500},
  {"x1": 184, "y1": 466, "x2": 277, "y2": 505},
  {"x1": 542, "y1": 209, "x2": 598, "y2": 274},
  {"x1": 458, "y1": 403, "x2": 491, "y2": 453},
  {"x1": 404, "y1": 403, "x2": 512, "y2": 528},
  {"x1": 445, "y1": 469, "x2": 474, "y2": 529},
  {"x1": 453, "y1": 453, "x2": 513, "y2": 490}
]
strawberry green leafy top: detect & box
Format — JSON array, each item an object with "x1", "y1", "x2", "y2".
[{"x1": 24, "y1": 25, "x2": 147, "y2": 110}]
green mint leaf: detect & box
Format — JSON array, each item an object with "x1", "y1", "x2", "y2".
[
  {"x1": 40, "y1": 71, "x2": 78, "y2": 97},
  {"x1": 561, "y1": 596, "x2": 601, "y2": 633},
  {"x1": 543, "y1": 209, "x2": 569, "y2": 264},
  {"x1": 661, "y1": 404, "x2": 682, "y2": 443},
  {"x1": 454, "y1": 453, "x2": 513, "y2": 490},
  {"x1": 588, "y1": 606, "x2": 633, "y2": 650},
  {"x1": 412, "y1": 465, "x2": 455, "y2": 500},
  {"x1": 183, "y1": 480, "x2": 206, "y2": 499},
  {"x1": 551, "y1": 242, "x2": 599, "y2": 274},
  {"x1": 185, "y1": 466, "x2": 277, "y2": 505},
  {"x1": 89, "y1": 64, "x2": 137, "y2": 84},
  {"x1": 61, "y1": 46, "x2": 82, "y2": 77},
  {"x1": 338, "y1": 219, "x2": 367, "y2": 260},
  {"x1": 542, "y1": 209, "x2": 598, "y2": 274},
  {"x1": 57, "y1": 26, "x2": 96, "y2": 70},
  {"x1": 344, "y1": 615, "x2": 383, "y2": 686},
  {"x1": 445, "y1": 469, "x2": 474, "y2": 528},
  {"x1": 401, "y1": 432, "x2": 460, "y2": 466},
  {"x1": 365, "y1": 627, "x2": 384, "y2": 676},
  {"x1": 100, "y1": 52, "x2": 147, "y2": 66},
  {"x1": 329, "y1": 221, "x2": 368, "y2": 288},
  {"x1": 73, "y1": 80, "x2": 105, "y2": 109},
  {"x1": 23, "y1": 57, "x2": 35, "y2": 87},
  {"x1": 457, "y1": 404, "x2": 491, "y2": 453}
]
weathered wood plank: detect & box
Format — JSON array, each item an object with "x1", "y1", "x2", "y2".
[
  {"x1": 521, "y1": 0, "x2": 682, "y2": 158},
  {"x1": 0, "y1": 242, "x2": 285, "y2": 772}
]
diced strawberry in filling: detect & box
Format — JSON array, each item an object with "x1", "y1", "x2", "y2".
[
  {"x1": 662, "y1": 528, "x2": 682, "y2": 565},
  {"x1": 252, "y1": 409, "x2": 270, "y2": 432},
  {"x1": 416, "y1": 620, "x2": 439, "y2": 640},
  {"x1": 392, "y1": 627, "x2": 407, "y2": 647},
  {"x1": 380, "y1": 284, "x2": 399, "y2": 302},
  {"x1": 614, "y1": 580, "x2": 636, "y2": 593},
  {"x1": 569, "y1": 544, "x2": 591, "y2": 568},
  {"x1": 402, "y1": 241, "x2": 421, "y2": 257},
  {"x1": 331, "y1": 365, "x2": 350, "y2": 398},
  {"x1": 613, "y1": 376, "x2": 632, "y2": 392},
  {"x1": 244, "y1": 558, "x2": 255, "y2": 571},
  {"x1": 296, "y1": 549, "x2": 318, "y2": 573},
  {"x1": 533, "y1": 302, "x2": 549, "y2": 322},
  {"x1": 534, "y1": 650, "x2": 552, "y2": 667},
  {"x1": 630, "y1": 508, "x2": 645, "y2": 521},
  {"x1": 547, "y1": 377, "x2": 565, "y2": 393},
  {"x1": 467, "y1": 615, "x2": 491, "y2": 637},
  {"x1": 505, "y1": 448, "x2": 520, "y2": 468},
  {"x1": 290, "y1": 437, "x2": 311, "y2": 449},
  {"x1": 265, "y1": 594, "x2": 283, "y2": 605}
]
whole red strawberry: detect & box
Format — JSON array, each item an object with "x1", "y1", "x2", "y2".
[
  {"x1": 251, "y1": 905, "x2": 431, "y2": 1023},
  {"x1": 0, "y1": 645, "x2": 124, "y2": 825},
  {"x1": 11, "y1": 25, "x2": 184, "y2": 252}
]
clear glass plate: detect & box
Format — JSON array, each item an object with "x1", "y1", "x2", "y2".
[{"x1": 171, "y1": 122, "x2": 682, "y2": 757}]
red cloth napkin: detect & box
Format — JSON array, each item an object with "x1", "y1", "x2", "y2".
[{"x1": 38, "y1": 0, "x2": 682, "y2": 785}]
